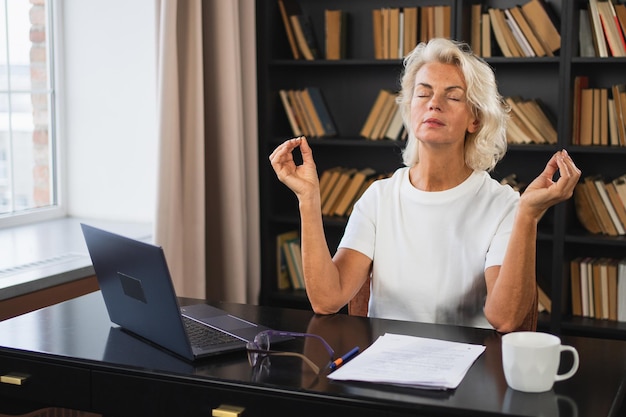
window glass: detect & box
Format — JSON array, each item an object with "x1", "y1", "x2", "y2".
[{"x1": 0, "y1": 0, "x2": 56, "y2": 218}]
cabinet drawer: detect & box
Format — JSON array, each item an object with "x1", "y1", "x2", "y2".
[
  {"x1": 0, "y1": 354, "x2": 91, "y2": 410},
  {"x1": 92, "y1": 370, "x2": 412, "y2": 417}
]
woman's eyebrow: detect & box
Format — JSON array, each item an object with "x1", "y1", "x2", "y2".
[{"x1": 416, "y1": 82, "x2": 465, "y2": 92}]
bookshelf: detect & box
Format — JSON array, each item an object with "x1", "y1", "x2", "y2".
[{"x1": 256, "y1": 0, "x2": 626, "y2": 339}]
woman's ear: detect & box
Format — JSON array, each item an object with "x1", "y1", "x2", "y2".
[{"x1": 468, "y1": 118, "x2": 480, "y2": 134}]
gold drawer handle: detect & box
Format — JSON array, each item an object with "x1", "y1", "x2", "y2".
[
  {"x1": 212, "y1": 404, "x2": 245, "y2": 417},
  {"x1": 1, "y1": 373, "x2": 30, "y2": 386}
]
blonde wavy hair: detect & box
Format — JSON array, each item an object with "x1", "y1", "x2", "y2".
[{"x1": 398, "y1": 38, "x2": 508, "y2": 172}]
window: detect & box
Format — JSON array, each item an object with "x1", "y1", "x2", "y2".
[{"x1": 0, "y1": 0, "x2": 59, "y2": 225}]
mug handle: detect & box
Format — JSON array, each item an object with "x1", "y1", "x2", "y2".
[{"x1": 555, "y1": 345, "x2": 579, "y2": 382}]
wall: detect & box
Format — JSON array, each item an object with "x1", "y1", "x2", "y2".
[{"x1": 60, "y1": 0, "x2": 158, "y2": 222}]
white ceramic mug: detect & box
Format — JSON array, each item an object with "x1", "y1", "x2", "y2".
[{"x1": 501, "y1": 331, "x2": 579, "y2": 393}]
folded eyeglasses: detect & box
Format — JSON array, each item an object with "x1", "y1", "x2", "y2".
[{"x1": 246, "y1": 330, "x2": 335, "y2": 374}]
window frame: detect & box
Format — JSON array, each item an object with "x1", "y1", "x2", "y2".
[{"x1": 0, "y1": 0, "x2": 65, "y2": 229}]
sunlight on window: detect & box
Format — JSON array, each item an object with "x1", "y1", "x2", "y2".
[{"x1": 0, "y1": 0, "x2": 55, "y2": 217}]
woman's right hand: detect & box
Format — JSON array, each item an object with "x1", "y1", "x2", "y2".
[{"x1": 269, "y1": 136, "x2": 320, "y2": 201}]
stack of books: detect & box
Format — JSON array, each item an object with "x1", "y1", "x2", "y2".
[
  {"x1": 371, "y1": 5, "x2": 451, "y2": 59},
  {"x1": 505, "y1": 96, "x2": 557, "y2": 144},
  {"x1": 319, "y1": 167, "x2": 386, "y2": 217},
  {"x1": 360, "y1": 90, "x2": 406, "y2": 141},
  {"x1": 572, "y1": 76, "x2": 626, "y2": 147},
  {"x1": 570, "y1": 257, "x2": 626, "y2": 321},
  {"x1": 574, "y1": 174, "x2": 626, "y2": 237},
  {"x1": 470, "y1": 0, "x2": 560, "y2": 58},
  {"x1": 279, "y1": 87, "x2": 337, "y2": 138},
  {"x1": 278, "y1": 0, "x2": 319, "y2": 60},
  {"x1": 580, "y1": 0, "x2": 626, "y2": 58}
]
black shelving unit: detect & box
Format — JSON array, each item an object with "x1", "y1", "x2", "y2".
[{"x1": 256, "y1": 0, "x2": 626, "y2": 339}]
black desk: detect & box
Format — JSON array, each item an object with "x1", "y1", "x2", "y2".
[{"x1": 0, "y1": 292, "x2": 625, "y2": 417}]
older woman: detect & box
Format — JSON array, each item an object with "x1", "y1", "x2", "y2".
[{"x1": 269, "y1": 38, "x2": 580, "y2": 333}]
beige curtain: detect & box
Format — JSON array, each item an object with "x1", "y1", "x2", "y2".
[{"x1": 155, "y1": 0, "x2": 259, "y2": 304}]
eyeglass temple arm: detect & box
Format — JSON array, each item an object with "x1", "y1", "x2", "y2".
[
  {"x1": 263, "y1": 351, "x2": 321, "y2": 374},
  {"x1": 263, "y1": 330, "x2": 335, "y2": 357}
]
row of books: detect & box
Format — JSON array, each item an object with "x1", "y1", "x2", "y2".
[
  {"x1": 360, "y1": 89, "x2": 406, "y2": 141},
  {"x1": 372, "y1": 6, "x2": 451, "y2": 60},
  {"x1": 321, "y1": 167, "x2": 389, "y2": 218},
  {"x1": 580, "y1": 0, "x2": 626, "y2": 58},
  {"x1": 574, "y1": 174, "x2": 626, "y2": 236},
  {"x1": 279, "y1": 87, "x2": 337, "y2": 138},
  {"x1": 276, "y1": 230, "x2": 303, "y2": 290},
  {"x1": 278, "y1": 0, "x2": 348, "y2": 61},
  {"x1": 505, "y1": 96, "x2": 557, "y2": 145},
  {"x1": 469, "y1": 0, "x2": 560, "y2": 58},
  {"x1": 570, "y1": 257, "x2": 626, "y2": 321},
  {"x1": 572, "y1": 76, "x2": 626, "y2": 147}
]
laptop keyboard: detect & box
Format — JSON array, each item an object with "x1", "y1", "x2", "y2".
[{"x1": 183, "y1": 316, "x2": 241, "y2": 349}]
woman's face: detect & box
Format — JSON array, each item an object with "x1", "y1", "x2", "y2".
[{"x1": 410, "y1": 62, "x2": 478, "y2": 149}]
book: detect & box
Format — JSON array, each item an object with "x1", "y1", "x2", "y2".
[
  {"x1": 384, "y1": 104, "x2": 405, "y2": 141},
  {"x1": 276, "y1": 230, "x2": 299, "y2": 290},
  {"x1": 605, "y1": 181, "x2": 626, "y2": 232},
  {"x1": 585, "y1": 175, "x2": 620, "y2": 236},
  {"x1": 325, "y1": 9, "x2": 347, "y2": 60},
  {"x1": 596, "y1": 1, "x2": 626, "y2": 57},
  {"x1": 537, "y1": 285, "x2": 552, "y2": 313},
  {"x1": 481, "y1": 13, "x2": 491, "y2": 58},
  {"x1": 520, "y1": 0, "x2": 561, "y2": 54},
  {"x1": 403, "y1": 7, "x2": 418, "y2": 56},
  {"x1": 593, "y1": 176, "x2": 625, "y2": 235},
  {"x1": 388, "y1": 8, "x2": 401, "y2": 59},
  {"x1": 579, "y1": 88, "x2": 594, "y2": 146},
  {"x1": 579, "y1": 8, "x2": 597, "y2": 57},
  {"x1": 608, "y1": 258, "x2": 619, "y2": 321},
  {"x1": 570, "y1": 257, "x2": 583, "y2": 317},
  {"x1": 290, "y1": 13, "x2": 319, "y2": 60},
  {"x1": 613, "y1": 174, "x2": 626, "y2": 207},
  {"x1": 572, "y1": 76, "x2": 589, "y2": 145},
  {"x1": 306, "y1": 87, "x2": 337, "y2": 137},
  {"x1": 611, "y1": 84, "x2": 626, "y2": 146},
  {"x1": 372, "y1": 8, "x2": 383, "y2": 59},
  {"x1": 470, "y1": 4, "x2": 482, "y2": 56},
  {"x1": 282, "y1": 235, "x2": 303, "y2": 289},
  {"x1": 277, "y1": 0, "x2": 301, "y2": 59},
  {"x1": 278, "y1": 89, "x2": 302, "y2": 137},
  {"x1": 488, "y1": 8, "x2": 515, "y2": 57},
  {"x1": 588, "y1": 0, "x2": 609, "y2": 57},
  {"x1": 618, "y1": 258, "x2": 626, "y2": 321},
  {"x1": 615, "y1": 4, "x2": 626, "y2": 41},
  {"x1": 574, "y1": 182, "x2": 604, "y2": 235}
]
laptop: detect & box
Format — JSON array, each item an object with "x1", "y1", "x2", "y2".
[{"x1": 81, "y1": 223, "x2": 277, "y2": 362}]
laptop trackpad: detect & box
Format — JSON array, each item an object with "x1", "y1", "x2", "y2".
[{"x1": 206, "y1": 315, "x2": 255, "y2": 331}]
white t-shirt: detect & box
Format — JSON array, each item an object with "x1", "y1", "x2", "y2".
[{"x1": 338, "y1": 167, "x2": 519, "y2": 328}]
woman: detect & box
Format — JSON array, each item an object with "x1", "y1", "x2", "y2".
[{"x1": 269, "y1": 38, "x2": 580, "y2": 333}]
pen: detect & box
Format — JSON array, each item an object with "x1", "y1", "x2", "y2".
[{"x1": 329, "y1": 346, "x2": 360, "y2": 371}]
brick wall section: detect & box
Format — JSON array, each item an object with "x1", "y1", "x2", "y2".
[{"x1": 30, "y1": 0, "x2": 50, "y2": 207}]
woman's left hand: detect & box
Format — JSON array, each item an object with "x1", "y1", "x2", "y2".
[{"x1": 520, "y1": 150, "x2": 581, "y2": 220}]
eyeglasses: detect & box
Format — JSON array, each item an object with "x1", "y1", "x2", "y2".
[{"x1": 246, "y1": 330, "x2": 335, "y2": 374}]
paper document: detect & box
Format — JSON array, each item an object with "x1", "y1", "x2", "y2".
[{"x1": 327, "y1": 333, "x2": 486, "y2": 390}]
